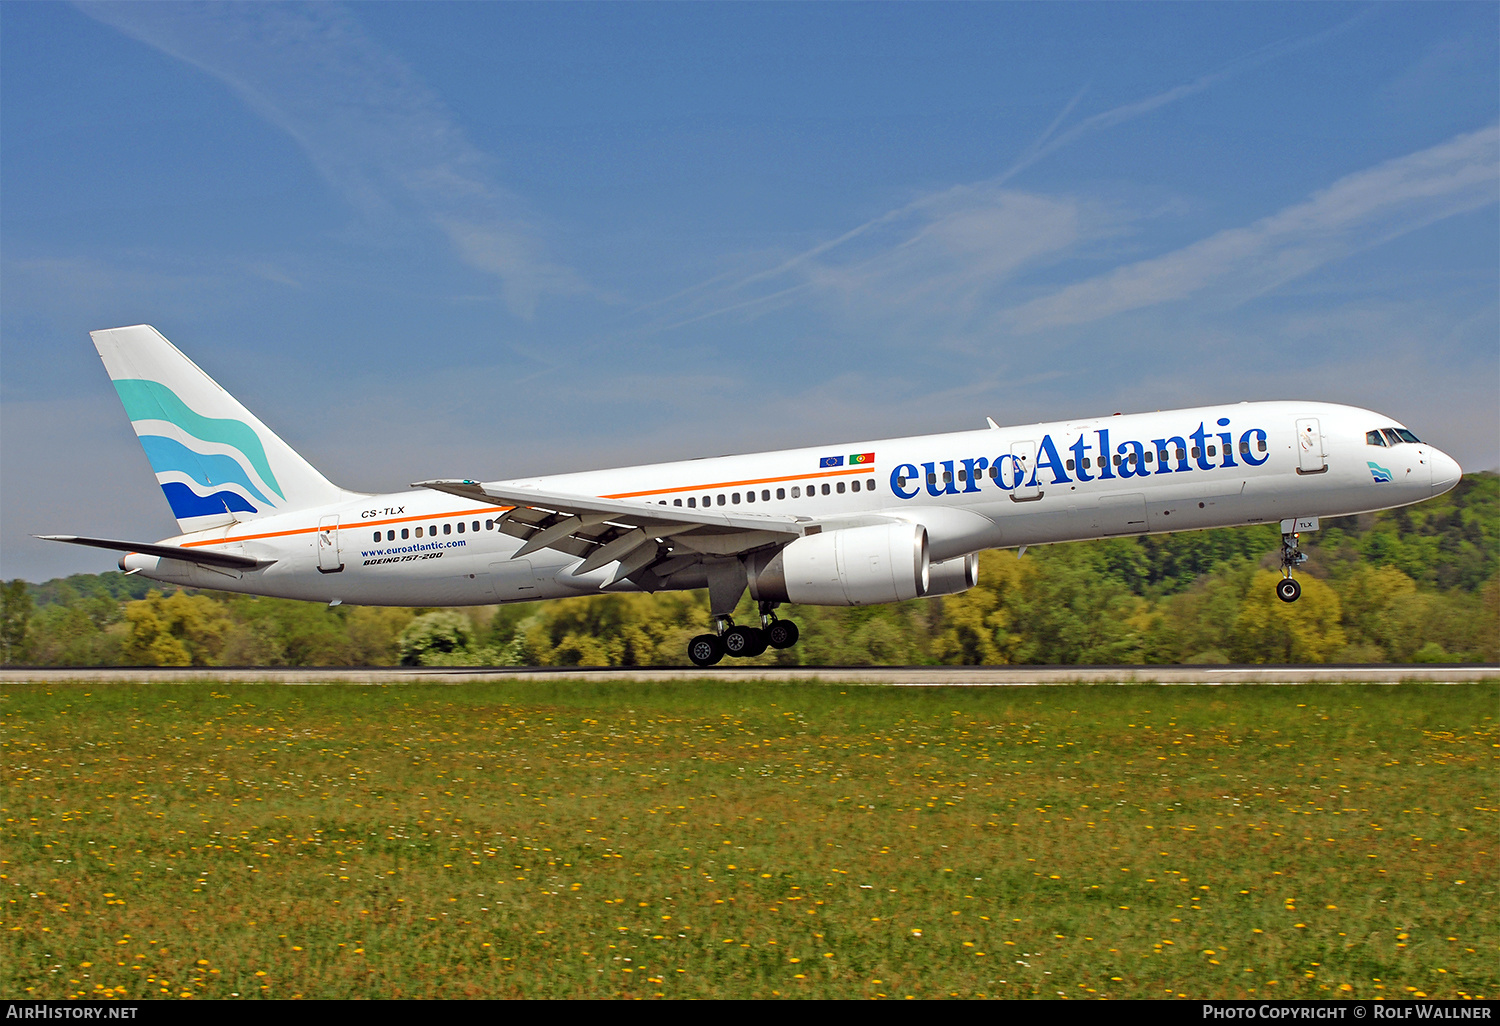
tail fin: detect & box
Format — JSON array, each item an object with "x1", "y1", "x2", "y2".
[{"x1": 92, "y1": 325, "x2": 354, "y2": 533}]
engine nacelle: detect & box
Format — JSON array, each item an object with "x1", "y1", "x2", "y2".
[
  {"x1": 748, "y1": 523, "x2": 929, "y2": 606},
  {"x1": 925, "y1": 552, "x2": 979, "y2": 597}
]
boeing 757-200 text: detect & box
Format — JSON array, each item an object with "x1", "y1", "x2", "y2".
[{"x1": 41, "y1": 325, "x2": 1463, "y2": 666}]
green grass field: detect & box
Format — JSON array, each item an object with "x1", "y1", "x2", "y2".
[{"x1": 2, "y1": 679, "x2": 1494, "y2": 1000}]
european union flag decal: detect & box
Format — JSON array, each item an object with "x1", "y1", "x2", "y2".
[{"x1": 819, "y1": 455, "x2": 844, "y2": 468}]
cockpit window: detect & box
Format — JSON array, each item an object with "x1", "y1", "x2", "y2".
[
  {"x1": 1366, "y1": 430, "x2": 1387, "y2": 447},
  {"x1": 1381, "y1": 428, "x2": 1403, "y2": 446},
  {"x1": 1395, "y1": 428, "x2": 1421, "y2": 444}
]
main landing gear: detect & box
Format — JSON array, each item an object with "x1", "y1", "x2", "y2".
[
  {"x1": 1276, "y1": 530, "x2": 1307, "y2": 603},
  {"x1": 687, "y1": 601, "x2": 800, "y2": 667}
]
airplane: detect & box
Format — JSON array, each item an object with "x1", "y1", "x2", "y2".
[{"x1": 40, "y1": 325, "x2": 1463, "y2": 667}]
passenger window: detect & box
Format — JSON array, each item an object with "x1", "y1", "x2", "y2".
[
  {"x1": 1258, "y1": 439, "x2": 1267, "y2": 452},
  {"x1": 927, "y1": 472, "x2": 937, "y2": 485},
  {"x1": 444, "y1": 523, "x2": 452, "y2": 535},
  {"x1": 401, "y1": 529, "x2": 409, "y2": 540},
  {"x1": 896, "y1": 476, "x2": 906, "y2": 488},
  {"x1": 674, "y1": 499, "x2": 682, "y2": 506},
  {"x1": 429, "y1": 525, "x2": 436, "y2": 535},
  {"x1": 1144, "y1": 451, "x2": 1153, "y2": 463},
  {"x1": 457, "y1": 522, "x2": 464, "y2": 533},
  {"x1": 957, "y1": 469, "x2": 966, "y2": 482},
  {"x1": 988, "y1": 466, "x2": 998, "y2": 479},
  {"x1": 687, "y1": 497, "x2": 696, "y2": 508},
  {"x1": 716, "y1": 494, "x2": 725, "y2": 506},
  {"x1": 821, "y1": 483, "x2": 830, "y2": 495},
  {"x1": 732, "y1": 492, "x2": 740, "y2": 504},
  {"x1": 1207, "y1": 445, "x2": 1216, "y2": 457},
  {"x1": 1082, "y1": 458, "x2": 1091, "y2": 469},
  {"x1": 1176, "y1": 448, "x2": 1186, "y2": 461},
  {"x1": 703, "y1": 495, "x2": 711, "y2": 507},
  {"x1": 776, "y1": 488, "x2": 785, "y2": 499},
  {"x1": 1191, "y1": 447, "x2": 1200, "y2": 459},
  {"x1": 836, "y1": 481, "x2": 846, "y2": 494},
  {"x1": 387, "y1": 530, "x2": 395, "y2": 541},
  {"x1": 373, "y1": 532, "x2": 381, "y2": 542},
  {"x1": 792, "y1": 486, "x2": 801, "y2": 497},
  {"x1": 1113, "y1": 454, "x2": 1122, "y2": 466},
  {"x1": 415, "y1": 527, "x2": 423, "y2": 538},
  {"x1": 762, "y1": 490, "x2": 770, "y2": 501}
]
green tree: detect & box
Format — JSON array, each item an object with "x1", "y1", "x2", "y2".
[
  {"x1": 1, "y1": 580, "x2": 33, "y2": 664},
  {"x1": 1232, "y1": 572, "x2": 1346, "y2": 663},
  {"x1": 122, "y1": 590, "x2": 234, "y2": 666}
]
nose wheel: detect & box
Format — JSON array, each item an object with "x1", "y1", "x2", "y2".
[{"x1": 1277, "y1": 531, "x2": 1307, "y2": 603}]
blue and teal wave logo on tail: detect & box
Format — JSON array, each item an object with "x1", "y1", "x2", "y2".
[
  {"x1": 1368, "y1": 461, "x2": 1393, "y2": 483},
  {"x1": 115, "y1": 379, "x2": 283, "y2": 519}
]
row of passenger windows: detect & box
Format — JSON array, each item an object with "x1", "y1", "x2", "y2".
[
  {"x1": 375, "y1": 519, "x2": 498, "y2": 542},
  {"x1": 1066, "y1": 439, "x2": 1266, "y2": 470},
  {"x1": 655, "y1": 477, "x2": 876, "y2": 507},
  {"x1": 372, "y1": 478, "x2": 877, "y2": 540},
  {"x1": 1367, "y1": 427, "x2": 1421, "y2": 447}
]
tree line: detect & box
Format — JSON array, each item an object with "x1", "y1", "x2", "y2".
[{"x1": 4, "y1": 473, "x2": 1495, "y2": 667}]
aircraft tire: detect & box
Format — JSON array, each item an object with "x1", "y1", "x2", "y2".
[
  {"x1": 1276, "y1": 578, "x2": 1301, "y2": 603},
  {"x1": 722, "y1": 626, "x2": 765, "y2": 658},
  {"x1": 688, "y1": 634, "x2": 725, "y2": 667},
  {"x1": 766, "y1": 620, "x2": 800, "y2": 649}
]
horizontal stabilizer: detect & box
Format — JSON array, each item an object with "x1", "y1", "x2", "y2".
[{"x1": 36, "y1": 535, "x2": 272, "y2": 571}]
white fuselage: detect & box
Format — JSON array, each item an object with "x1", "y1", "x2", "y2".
[{"x1": 120, "y1": 400, "x2": 1461, "y2": 606}]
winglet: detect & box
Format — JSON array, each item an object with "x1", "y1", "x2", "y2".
[{"x1": 986, "y1": 416, "x2": 1000, "y2": 430}]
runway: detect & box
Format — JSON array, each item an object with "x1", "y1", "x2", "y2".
[{"x1": 1, "y1": 664, "x2": 1495, "y2": 685}]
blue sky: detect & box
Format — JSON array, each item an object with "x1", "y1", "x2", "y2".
[{"x1": 3, "y1": 2, "x2": 1496, "y2": 580}]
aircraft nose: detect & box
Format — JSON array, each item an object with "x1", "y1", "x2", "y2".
[{"x1": 1430, "y1": 449, "x2": 1462, "y2": 495}]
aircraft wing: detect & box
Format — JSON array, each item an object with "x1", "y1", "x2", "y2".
[
  {"x1": 36, "y1": 535, "x2": 272, "y2": 571},
  {"x1": 413, "y1": 478, "x2": 814, "y2": 581}
]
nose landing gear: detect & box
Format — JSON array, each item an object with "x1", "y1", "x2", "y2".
[{"x1": 1277, "y1": 530, "x2": 1307, "y2": 603}]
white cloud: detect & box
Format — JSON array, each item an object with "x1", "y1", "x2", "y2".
[
  {"x1": 80, "y1": 1, "x2": 587, "y2": 318},
  {"x1": 1002, "y1": 125, "x2": 1500, "y2": 332}
]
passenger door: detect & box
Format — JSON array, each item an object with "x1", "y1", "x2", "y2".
[
  {"x1": 1296, "y1": 418, "x2": 1327, "y2": 475},
  {"x1": 317, "y1": 515, "x2": 343, "y2": 573},
  {"x1": 1010, "y1": 440, "x2": 1041, "y2": 501}
]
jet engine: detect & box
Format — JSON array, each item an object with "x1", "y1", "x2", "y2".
[
  {"x1": 925, "y1": 552, "x2": 979, "y2": 597},
  {"x1": 747, "y1": 523, "x2": 929, "y2": 606}
]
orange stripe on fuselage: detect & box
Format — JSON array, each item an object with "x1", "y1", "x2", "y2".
[{"x1": 178, "y1": 505, "x2": 510, "y2": 548}]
